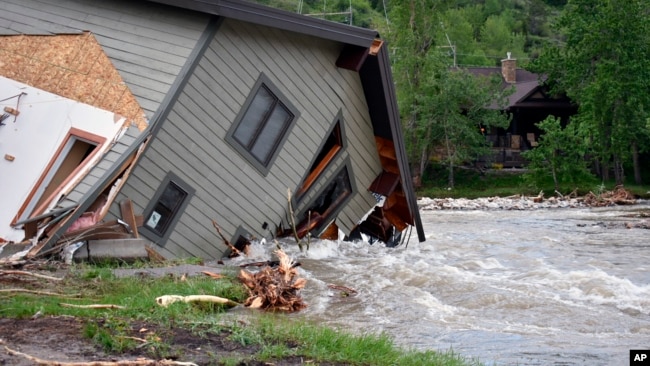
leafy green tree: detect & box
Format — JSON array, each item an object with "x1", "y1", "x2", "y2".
[
  {"x1": 522, "y1": 116, "x2": 593, "y2": 192},
  {"x1": 417, "y1": 70, "x2": 511, "y2": 188},
  {"x1": 531, "y1": 0, "x2": 650, "y2": 184},
  {"x1": 386, "y1": 0, "x2": 452, "y2": 186},
  {"x1": 480, "y1": 14, "x2": 526, "y2": 65}
]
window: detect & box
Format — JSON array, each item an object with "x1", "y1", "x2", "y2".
[
  {"x1": 226, "y1": 73, "x2": 299, "y2": 175},
  {"x1": 141, "y1": 172, "x2": 194, "y2": 244},
  {"x1": 296, "y1": 112, "x2": 345, "y2": 200},
  {"x1": 296, "y1": 162, "x2": 354, "y2": 236}
]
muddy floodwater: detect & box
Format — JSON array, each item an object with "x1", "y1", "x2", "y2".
[{"x1": 227, "y1": 201, "x2": 650, "y2": 365}]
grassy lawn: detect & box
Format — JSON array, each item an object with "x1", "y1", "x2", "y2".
[
  {"x1": 0, "y1": 262, "x2": 483, "y2": 366},
  {"x1": 417, "y1": 164, "x2": 650, "y2": 200}
]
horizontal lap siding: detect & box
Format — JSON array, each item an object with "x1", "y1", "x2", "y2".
[
  {"x1": 276, "y1": 30, "x2": 382, "y2": 234},
  {"x1": 120, "y1": 18, "x2": 381, "y2": 258},
  {"x1": 0, "y1": 0, "x2": 208, "y2": 118}
]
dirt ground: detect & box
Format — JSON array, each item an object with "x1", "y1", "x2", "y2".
[{"x1": 0, "y1": 315, "x2": 325, "y2": 365}]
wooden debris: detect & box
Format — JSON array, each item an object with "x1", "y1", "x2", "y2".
[
  {"x1": 584, "y1": 186, "x2": 637, "y2": 207},
  {"x1": 201, "y1": 270, "x2": 224, "y2": 279},
  {"x1": 0, "y1": 270, "x2": 63, "y2": 281},
  {"x1": 1, "y1": 341, "x2": 198, "y2": 366},
  {"x1": 0, "y1": 288, "x2": 78, "y2": 297},
  {"x1": 155, "y1": 294, "x2": 239, "y2": 308},
  {"x1": 327, "y1": 284, "x2": 358, "y2": 297},
  {"x1": 237, "y1": 248, "x2": 307, "y2": 312},
  {"x1": 145, "y1": 245, "x2": 166, "y2": 263},
  {"x1": 59, "y1": 303, "x2": 126, "y2": 310},
  {"x1": 212, "y1": 219, "x2": 243, "y2": 258},
  {"x1": 119, "y1": 199, "x2": 139, "y2": 238}
]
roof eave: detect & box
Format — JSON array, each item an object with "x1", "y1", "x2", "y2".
[{"x1": 147, "y1": 0, "x2": 378, "y2": 47}]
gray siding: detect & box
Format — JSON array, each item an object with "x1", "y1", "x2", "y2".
[
  {"x1": 0, "y1": 0, "x2": 209, "y2": 118},
  {"x1": 119, "y1": 19, "x2": 381, "y2": 259}
]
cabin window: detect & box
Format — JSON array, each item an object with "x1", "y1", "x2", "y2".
[
  {"x1": 297, "y1": 162, "x2": 354, "y2": 236},
  {"x1": 226, "y1": 73, "x2": 299, "y2": 176},
  {"x1": 141, "y1": 172, "x2": 194, "y2": 244},
  {"x1": 296, "y1": 112, "x2": 345, "y2": 200}
]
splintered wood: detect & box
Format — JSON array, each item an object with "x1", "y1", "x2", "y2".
[
  {"x1": 238, "y1": 249, "x2": 307, "y2": 312},
  {"x1": 584, "y1": 186, "x2": 637, "y2": 207}
]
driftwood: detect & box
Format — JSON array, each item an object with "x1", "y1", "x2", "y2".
[
  {"x1": 0, "y1": 288, "x2": 79, "y2": 297},
  {"x1": 327, "y1": 284, "x2": 358, "y2": 296},
  {"x1": 155, "y1": 295, "x2": 239, "y2": 308},
  {"x1": 59, "y1": 303, "x2": 126, "y2": 310},
  {"x1": 239, "y1": 260, "x2": 301, "y2": 269},
  {"x1": 584, "y1": 186, "x2": 637, "y2": 207},
  {"x1": 0, "y1": 270, "x2": 63, "y2": 281},
  {"x1": 201, "y1": 270, "x2": 224, "y2": 279},
  {"x1": 211, "y1": 219, "x2": 243, "y2": 257},
  {"x1": 1, "y1": 342, "x2": 197, "y2": 366},
  {"x1": 238, "y1": 248, "x2": 307, "y2": 312}
]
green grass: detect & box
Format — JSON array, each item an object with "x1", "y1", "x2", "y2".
[
  {"x1": 418, "y1": 164, "x2": 650, "y2": 199},
  {"x1": 0, "y1": 263, "x2": 484, "y2": 366}
]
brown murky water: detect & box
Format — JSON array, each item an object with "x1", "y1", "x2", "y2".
[{"x1": 227, "y1": 201, "x2": 650, "y2": 365}]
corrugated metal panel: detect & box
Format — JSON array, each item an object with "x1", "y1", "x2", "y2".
[{"x1": 0, "y1": 0, "x2": 209, "y2": 118}]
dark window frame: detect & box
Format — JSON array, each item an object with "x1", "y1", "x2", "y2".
[
  {"x1": 297, "y1": 158, "x2": 356, "y2": 236},
  {"x1": 225, "y1": 73, "x2": 300, "y2": 176},
  {"x1": 140, "y1": 172, "x2": 195, "y2": 245},
  {"x1": 295, "y1": 110, "x2": 347, "y2": 202}
]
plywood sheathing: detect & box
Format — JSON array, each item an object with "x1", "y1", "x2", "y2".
[{"x1": 0, "y1": 33, "x2": 147, "y2": 131}]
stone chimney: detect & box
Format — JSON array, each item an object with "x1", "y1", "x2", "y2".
[{"x1": 501, "y1": 52, "x2": 516, "y2": 83}]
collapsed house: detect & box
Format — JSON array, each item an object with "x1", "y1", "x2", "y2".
[{"x1": 0, "y1": 0, "x2": 424, "y2": 261}]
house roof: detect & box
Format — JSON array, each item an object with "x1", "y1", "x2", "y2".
[
  {"x1": 11, "y1": 0, "x2": 425, "y2": 248},
  {"x1": 464, "y1": 66, "x2": 543, "y2": 108}
]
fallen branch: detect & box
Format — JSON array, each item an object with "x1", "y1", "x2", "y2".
[
  {"x1": 59, "y1": 303, "x2": 126, "y2": 310},
  {"x1": 0, "y1": 288, "x2": 79, "y2": 297},
  {"x1": 2, "y1": 342, "x2": 197, "y2": 365},
  {"x1": 156, "y1": 294, "x2": 239, "y2": 308},
  {"x1": 212, "y1": 219, "x2": 242, "y2": 257},
  {"x1": 201, "y1": 270, "x2": 224, "y2": 279},
  {"x1": 287, "y1": 188, "x2": 304, "y2": 251},
  {"x1": 327, "y1": 284, "x2": 358, "y2": 296},
  {"x1": 0, "y1": 270, "x2": 63, "y2": 281}
]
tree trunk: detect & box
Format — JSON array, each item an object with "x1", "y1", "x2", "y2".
[
  {"x1": 448, "y1": 160, "x2": 455, "y2": 189},
  {"x1": 632, "y1": 141, "x2": 642, "y2": 184},
  {"x1": 614, "y1": 155, "x2": 624, "y2": 185}
]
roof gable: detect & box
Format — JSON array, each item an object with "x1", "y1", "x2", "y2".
[{"x1": 0, "y1": 33, "x2": 148, "y2": 130}]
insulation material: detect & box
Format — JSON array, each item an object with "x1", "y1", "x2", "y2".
[{"x1": 0, "y1": 33, "x2": 147, "y2": 131}]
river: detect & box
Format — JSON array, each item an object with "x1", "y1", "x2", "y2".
[{"x1": 228, "y1": 200, "x2": 650, "y2": 365}]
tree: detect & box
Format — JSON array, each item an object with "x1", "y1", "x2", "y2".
[
  {"x1": 531, "y1": 0, "x2": 650, "y2": 184},
  {"x1": 418, "y1": 70, "x2": 510, "y2": 188},
  {"x1": 522, "y1": 116, "x2": 593, "y2": 192},
  {"x1": 386, "y1": 0, "x2": 452, "y2": 186}
]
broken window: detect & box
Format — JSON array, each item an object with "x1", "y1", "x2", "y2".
[
  {"x1": 141, "y1": 172, "x2": 194, "y2": 243},
  {"x1": 226, "y1": 73, "x2": 299, "y2": 175},
  {"x1": 296, "y1": 163, "x2": 353, "y2": 236},
  {"x1": 296, "y1": 113, "x2": 344, "y2": 200}
]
